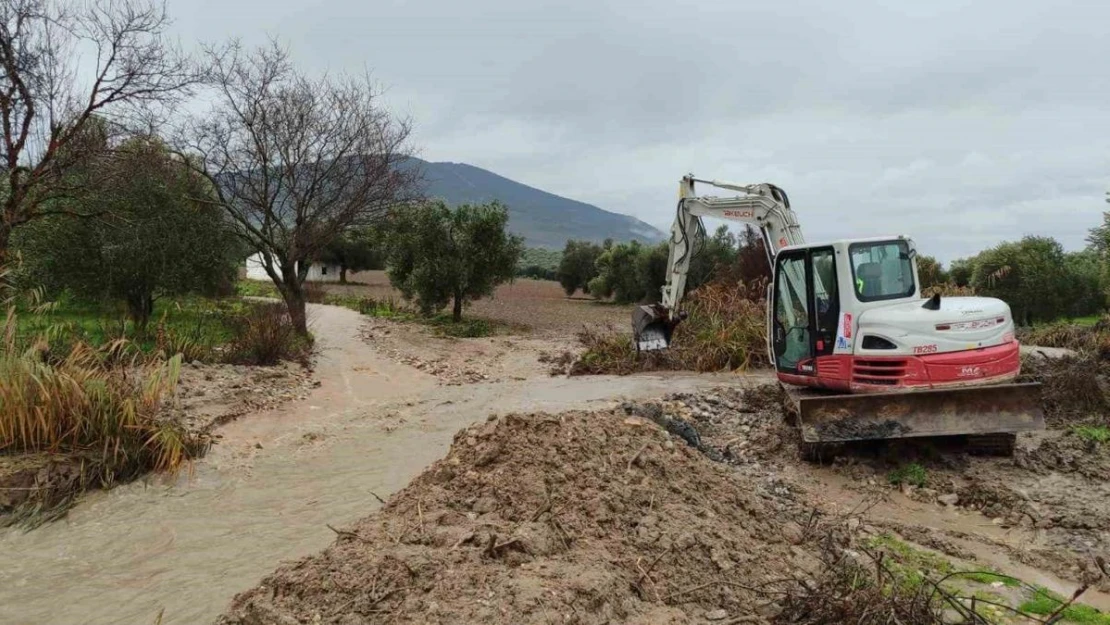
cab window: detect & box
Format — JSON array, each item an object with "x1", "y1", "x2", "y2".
[{"x1": 850, "y1": 240, "x2": 915, "y2": 302}]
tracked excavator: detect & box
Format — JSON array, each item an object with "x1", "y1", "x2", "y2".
[{"x1": 633, "y1": 175, "x2": 1044, "y2": 452}]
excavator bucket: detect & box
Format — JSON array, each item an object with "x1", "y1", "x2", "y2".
[
  {"x1": 791, "y1": 383, "x2": 1044, "y2": 444},
  {"x1": 632, "y1": 304, "x2": 676, "y2": 351}
]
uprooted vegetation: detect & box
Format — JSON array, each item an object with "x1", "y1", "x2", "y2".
[
  {"x1": 567, "y1": 279, "x2": 768, "y2": 375},
  {"x1": 1019, "y1": 353, "x2": 1110, "y2": 427},
  {"x1": 1020, "y1": 315, "x2": 1110, "y2": 355}
]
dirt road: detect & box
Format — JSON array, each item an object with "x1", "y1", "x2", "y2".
[{"x1": 0, "y1": 304, "x2": 762, "y2": 625}]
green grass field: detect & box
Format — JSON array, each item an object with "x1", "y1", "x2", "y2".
[
  {"x1": 14, "y1": 295, "x2": 246, "y2": 357},
  {"x1": 1069, "y1": 315, "x2": 1103, "y2": 326}
]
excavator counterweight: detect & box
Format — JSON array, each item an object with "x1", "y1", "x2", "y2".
[{"x1": 635, "y1": 174, "x2": 1044, "y2": 453}]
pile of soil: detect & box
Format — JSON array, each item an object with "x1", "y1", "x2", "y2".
[
  {"x1": 172, "y1": 361, "x2": 318, "y2": 431},
  {"x1": 218, "y1": 406, "x2": 821, "y2": 625}
]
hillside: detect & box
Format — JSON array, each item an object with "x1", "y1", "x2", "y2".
[{"x1": 408, "y1": 158, "x2": 664, "y2": 248}]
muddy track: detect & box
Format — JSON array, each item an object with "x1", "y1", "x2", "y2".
[
  {"x1": 0, "y1": 303, "x2": 766, "y2": 625},
  {"x1": 655, "y1": 388, "x2": 1110, "y2": 609}
]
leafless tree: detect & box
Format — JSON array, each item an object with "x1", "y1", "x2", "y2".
[
  {"x1": 0, "y1": 0, "x2": 195, "y2": 264},
  {"x1": 177, "y1": 40, "x2": 418, "y2": 336}
]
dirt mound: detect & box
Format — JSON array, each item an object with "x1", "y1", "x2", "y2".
[
  {"x1": 218, "y1": 408, "x2": 818, "y2": 625},
  {"x1": 620, "y1": 387, "x2": 795, "y2": 469}
]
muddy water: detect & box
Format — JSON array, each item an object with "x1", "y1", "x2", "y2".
[
  {"x1": 0, "y1": 304, "x2": 756, "y2": 625},
  {"x1": 796, "y1": 467, "x2": 1110, "y2": 611}
]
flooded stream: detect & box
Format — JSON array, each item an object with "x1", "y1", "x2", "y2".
[{"x1": 0, "y1": 304, "x2": 746, "y2": 625}]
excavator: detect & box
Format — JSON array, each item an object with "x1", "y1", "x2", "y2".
[{"x1": 633, "y1": 175, "x2": 1044, "y2": 452}]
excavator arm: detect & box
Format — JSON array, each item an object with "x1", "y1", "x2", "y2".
[{"x1": 633, "y1": 175, "x2": 805, "y2": 351}]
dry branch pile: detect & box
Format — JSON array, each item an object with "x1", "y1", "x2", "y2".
[{"x1": 1019, "y1": 354, "x2": 1110, "y2": 426}]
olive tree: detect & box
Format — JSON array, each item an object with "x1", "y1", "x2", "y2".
[
  {"x1": 15, "y1": 135, "x2": 240, "y2": 327},
  {"x1": 385, "y1": 200, "x2": 522, "y2": 321},
  {"x1": 316, "y1": 227, "x2": 382, "y2": 284},
  {"x1": 0, "y1": 0, "x2": 195, "y2": 265},
  {"x1": 587, "y1": 240, "x2": 668, "y2": 304},
  {"x1": 914, "y1": 255, "x2": 948, "y2": 289},
  {"x1": 178, "y1": 41, "x2": 416, "y2": 335},
  {"x1": 971, "y1": 236, "x2": 1071, "y2": 325},
  {"x1": 556, "y1": 240, "x2": 603, "y2": 296}
]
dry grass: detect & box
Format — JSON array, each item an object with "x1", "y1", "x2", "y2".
[{"x1": 921, "y1": 283, "x2": 977, "y2": 298}]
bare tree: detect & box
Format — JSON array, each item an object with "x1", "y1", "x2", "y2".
[
  {"x1": 178, "y1": 40, "x2": 417, "y2": 335},
  {"x1": 0, "y1": 0, "x2": 195, "y2": 264}
]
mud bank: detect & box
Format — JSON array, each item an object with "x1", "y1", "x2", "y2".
[{"x1": 219, "y1": 383, "x2": 1110, "y2": 624}]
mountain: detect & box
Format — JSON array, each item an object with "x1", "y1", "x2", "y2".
[{"x1": 408, "y1": 158, "x2": 665, "y2": 249}]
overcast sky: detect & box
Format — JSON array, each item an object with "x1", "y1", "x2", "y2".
[{"x1": 169, "y1": 0, "x2": 1109, "y2": 262}]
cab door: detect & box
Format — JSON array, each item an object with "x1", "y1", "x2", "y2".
[
  {"x1": 810, "y1": 247, "x2": 839, "y2": 358},
  {"x1": 772, "y1": 247, "x2": 839, "y2": 375},
  {"x1": 771, "y1": 250, "x2": 813, "y2": 374}
]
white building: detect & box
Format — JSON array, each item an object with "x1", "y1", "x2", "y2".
[{"x1": 244, "y1": 253, "x2": 341, "y2": 283}]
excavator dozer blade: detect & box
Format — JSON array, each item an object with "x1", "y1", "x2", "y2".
[{"x1": 793, "y1": 383, "x2": 1044, "y2": 444}]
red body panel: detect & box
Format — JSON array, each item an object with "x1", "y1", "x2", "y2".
[{"x1": 778, "y1": 342, "x2": 1021, "y2": 393}]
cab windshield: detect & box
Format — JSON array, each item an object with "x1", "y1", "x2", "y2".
[{"x1": 849, "y1": 240, "x2": 916, "y2": 301}]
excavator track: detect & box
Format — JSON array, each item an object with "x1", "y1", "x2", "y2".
[{"x1": 783, "y1": 383, "x2": 1043, "y2": 455}]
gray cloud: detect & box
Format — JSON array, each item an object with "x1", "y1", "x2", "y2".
[{"x1": 169, "y1": 0, "x2": 1110, "y2": 261}]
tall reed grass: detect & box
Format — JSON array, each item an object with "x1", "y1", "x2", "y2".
[{"x1": 0, "y1": 270, "x2": 205, "y2": 524}]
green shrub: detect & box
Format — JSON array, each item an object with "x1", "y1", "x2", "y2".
[
  {"x1": 357, "y1": 296, "x2": 413, "y2": 320},
  {"x1": 888, "y1": 463, "x2": 928, "y2": 488},
  {"x1": 431, "y1": 316, "x2": 493, "y2": 338},
  {"x1": 236, "y1": 280, "x2": 280, "y2": 298},
  {"x1": 1074, "y1": 425, "x2": 1110, "y2": 444}
]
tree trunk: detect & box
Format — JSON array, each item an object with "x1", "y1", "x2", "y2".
[
  {"x1": 452, "y1": 293, "x2": 463, "y2": 322},
  {"x1": 279, "y1": 263, "x2": 310, "y2": 336},
  {"x1": 286, "y1": 292, "x2": 308, "y2": 336},
  {"x1": 339, "y1": 266, "x2": 348, "y2": 284},
  {"x1": 0, "y1": 221, "x2": 12, "y2": 273},
  {"x1": 127, "y1": 292, "x2": 154, "y2": 332}
]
